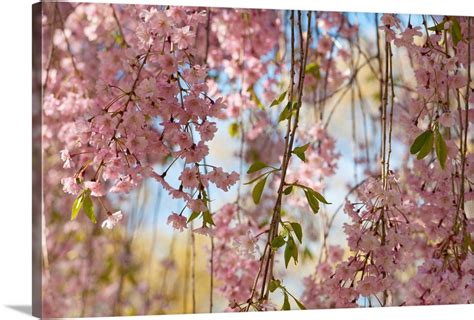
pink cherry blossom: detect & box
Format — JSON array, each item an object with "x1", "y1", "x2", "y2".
[
  {"x1": 167, "y1": 213, "x2": 187, "y2": 232},
  {"x1": 101, "y1": 211, "x2": 124, "y2": 229}
]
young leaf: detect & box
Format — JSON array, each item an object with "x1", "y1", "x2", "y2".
[
  {"x1": 304, "y1": 190, "x2": 320, "y2": 214},
  {"x1": 271, "y1": 235, "x2": 286, "y2": 248},
  {"x1": 303, "y1": 246, "x2": 314, "y2": 260},
  {"x1": 203, "y1": 210, "x2": 215, "y2": 226},
  {"x1": 435, "y1": 130, "x2": 448, "y2": 169},
  {"x1": 247, "y1": 160, "x2": 269, "y2": 174},
  {"x1": 450, "y1": 17, "x2": 462, "y2": 46},
  {"x1": 292, "y1": 143, "x2": 310, "y2": 162},
  {"x1": 278, "y1": 101, "x2": 293, "y2": 122},
  {"x1": 229, "y1": 122, "x2": 239, "y2": 137},
  {"x1": 282, "y1": 292, "x2": 291, "y2": 310},
  {"x1": 71, "y1": 192, "x2": 84, "y2": 221},
  {"x1": 416, "y1": 130, "x2": 434, "y2": 160},
  {"x1": 310, "y1": 189, "x2": 331, "y2": 204},
  {"x1": 463, "y1": 232, "x2": 474, "y2": 253},
  {"x1": 247, "y1": 86, "x2": 264, "y2": 109},
  {"x1": 270, "y1": 90, "x2": 287, "y2": 107},
  {"x1": 83, "y1": 194, "x2": 97, "y2": 224},
  {"x1": 187, "y1": 211, "x2": 201, "y2": 223},
  {"x1": 293, "y1": 297, "x2": 306, "y2": 310},
  {"x1": 305, "y1": 62, "x2": 321, "y2": 79},
  {"x1": 269, "y1": 279, "x2": 281, "y2": 292},
  {"x1": 252, "y1": 177, "x2": 267, "y2": 205},
  {"x1": 284, "y1": 237, "x2": 298, "y2": 268},
  {"x1": 290, "y1": 222, "x2": 303, "y2": 243},
  {"x1": 283, "y1": 186, "x2": 293, "y2": 195},
  {"x1": 428, "y1": 21, "x2": 446, "y2": 32},
  {"x1": 410, "y1": 130, "x2": 432, "y2": 155}
]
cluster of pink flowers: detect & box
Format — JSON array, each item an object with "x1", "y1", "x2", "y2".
[
  {"x1": 212, "y1": 204, "x2": 262, "y2": 307},
  {"x1": 286, "y1": 125, "x2": 340, "y2": 208},
  {"x1": 45, "y1": 5, "x2": 240, "y2": 229},
  {"x1": 42, "y1": 4, "x2": 474, "y2": 316},
  {"x1": 301, "y1": 14, "x2": 473, "y2": 308}
]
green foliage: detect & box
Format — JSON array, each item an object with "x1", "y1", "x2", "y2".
[
  {"x1": 270, "y1": 90, "x2": 287, "y2": 107},
  {"x1": 270, "y1": 279, "x2": 306, "y2": 311},
  {"x1": 271, "y1": 235, "x2": 286, "y2": 248},
  {"x1": 269, "y1": 279, "x2": 281, "y2": 292},
  {"x1": 82, "y1": 193, "x2": 97, "y2": 224},
  {"x1": 283, "y1": 186, "x2": 293, "y2": 195},
  {"x1": 228, "y1": 122, "x2": 239, "y2": 137},
  {"x1": 278, "y1": 101, "x2": 296, "y2": 122},
  {"x1": 282, "y1": 292, "x2": 291, "y2": 310},
  {"x1": 294, "y1": 297, "x2": 306, "y2": 310},
  {"x1": 187, "y1": 210, "x2": 201, "y2": 223},
  {"x1": 304, "y1": 190, "x2": 320, "y2": 214},
  {"x1": 252, "y1": 176, "x2": 267, "y2": 204},
  {"x1": 290, "y1": 222, "x2": 303, "y2": 243},
  {"x1": 292, "y1": 143, "x2": 310, "y2": 162},
  {"x1": 310, "y1": 189, "x2": 330, "y2": 204},
  {"x1": 247, "y1": 160, "x2": 269, "y2": 174},
  {"x1": 428, "y1": 17, "x2": 462, "y2": 46},
  {"x1": 305, "y1": 62, "x2": 321, "y2": 79},
  {"x1": 450, "y1": 17, "x2": 463, "y2": 46},
  {"x1": 435, "y1": 129, "x2": 448, "y2": 169},
  {"x1": 284, "y1": 236, "x2": 298, "y2": 268},
  {"x1": 71, "y1": 190, "x2": 96, "y2": 224},
  {"x1": 411, "y1": 128, "x2": 448, "y2": 169},
  {"x1": 463, "y1": 232, "x2": 474, "y2": 253},
  {"x1": 112, "y1": 31, "x2": 125, "y2": 47},
  {"x1": 410, "y1": 129, "x2": 434, "y2": 160},
  {"x1": 247, "y1": 85, "x2": 264, "y2": 109},
  {"x1": 428, "y1": 21, "x2": 447, "y2": 32},
  {"x1": 71, "y1": 192, "x2": 85, "y2": 221},
  {"x1": 202, "y1": 210, "x2": 215, "y2": 227}
]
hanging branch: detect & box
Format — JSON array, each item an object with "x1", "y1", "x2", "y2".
[
  {"x1": 243, "y1": 10, "x2": 313, "y2": 311},
  {"x1": 455, "y1": 17, "x2": 471, "y2": 234},
  {"x1": 110, "y1": 4, "x2": 130, "y2": 48}
]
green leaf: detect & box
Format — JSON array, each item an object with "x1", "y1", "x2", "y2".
[
  {"x1": 310, "y1": 189, "x2": 331, "y2": 204},
  {"x1": 187, "y1": 211, "x2": 201, "y2": 223},
  {"x1": 303, "y1": 246, "x2": 313, "y2": 260},
  {"x1": 304, "y1": 190, "x2": 320, "y2": 214},
  {"x1": 203, "y1": 210, "x2": 215, "y2": 226},
  {"x1": 282, "y1": 292, "x2": 291, "y2": 310},
  {"x1": 83, "y1": 194, "x2": 97, "y2": 224},
  {"x1": 113, "y1": 31, "x2": 125, "y2": 47},
  {"x1": 271, "y1": 235, "x2": 286, "y2": 248},
  {"x1": 270, "y1": 90, "x2": 287, "y2": 107},
  {"x1": 292, "y1": 143, "x2": 310, "y2": 162},
  {"x1": 278, "y1": 101, "x2": 293, "y2": 122},
  {"x1": 428, "y1": 21, "x2": 446, "y2": 32},
  {"x1": 269, "y1": 279, "x2": 281, "y2": 292},
  {"x1": 305, "y1": 62, "x2": 321, "y2": 79},
  {"x1": 247, "y1": 86, "x2": 264, "y2": 109},
  {"x1": 244, "y1": 171, "x2": 271, "y2": 185},
  {"x1": 252, "y1": 177, "x2": 267, "y2": 205},
  {"x1": 463, "y1": 232, "x2": 474, "y2": 252},
  {"x1": 247, "y1": 160, "x2": 269, "y2": 174},
  {"x1": 293, "y1": 297, "x2": 306, "y2": 310},
  {"x1": 416, "y1": 130, "x2": 434, "y2": 160},
  {"x1": 450, "y1": 17, "x2": 462, "y2": 46},
  {"x1": 435, "y1": 130, "x2": 448, "y2": 169},
  {"x1": 283, "y1": 186, "x2": 293, "y2": 195},
  {"x1": 410, "y1": 130, "x2": 432, "y2": 155},
  {"x1": 284, "y1": 237, "x2": 298, "y2": 268},
  {"x1": 290, "y1": 222, "x2": 303, "y2": 243},
  {"x1": 71, "y1": 192, "x2": 85, "y2": 221},
  {"x1": 229, "y1": 122, "x2": 239, "y2": 137}
]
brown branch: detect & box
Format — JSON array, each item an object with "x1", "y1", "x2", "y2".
[{"x1": 110, "y1": 4, "x2": 130, "y2": 48}]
